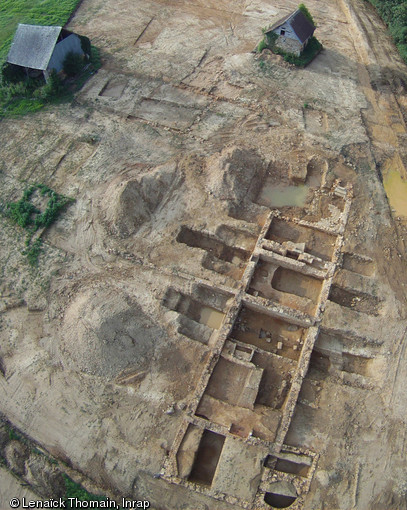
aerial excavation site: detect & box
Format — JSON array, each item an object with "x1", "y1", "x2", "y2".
[{"x1": 1, "y1": 0, "x2": 407, "y2": 508}]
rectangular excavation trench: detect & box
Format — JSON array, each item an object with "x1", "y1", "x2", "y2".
[
  {"x1": 162, "y1": 286, "x2": 231, "y2": 343},
  {"x1": 265, "y1": 218, "x2": 337, "y2": 261},
  {"x1": 164, "y1": 186, "x2": 353, "y2": 508},
  {"x1": 177, "y1": 225, "x2": 250, "y2": 280},
  {"x1": 342, "y1": 252, "x2": 376, "y2": 276},
  {"x1": 188, "y1": 429, "x2": 226, "y2": 486},
  {"x1": 307, "y1": 329, "x2": 375, "y2": 379},
  {"x1": 196, "y1": 354, "x2": 284, "y2": 441},
  {"x1": 248, "y1": 259, "x2": 323, "y2": 316},
  {"x1": 328, "y1": 285, "x2": 381, "y2": 316},
  {"x1": 252, "y1": 351, "x2": 295, "y2": 410},
  {"x1": 264, "y1": 451, "x2": 312, "y2": 478},
  {"x1": 230, "y1": 305, "x2": 306, "y2": 361}
]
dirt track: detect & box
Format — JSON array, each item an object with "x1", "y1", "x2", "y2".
[{"x1": 1, "y1": 0, "x2": 407, "y2": 508}]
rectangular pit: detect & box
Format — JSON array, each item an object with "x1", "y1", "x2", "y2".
[
  {"x1": 204, "y1": 357, "x2": 262, "y2": 409},
  {"x1": 265, "y1": 218, "x2": 337, "y2": 261},
  {"x1": 132, "y1": 98, "x2": 199, "y2": 130},
  {"x1": 162, "y1": 287, "x2": 227, "y2": 328},
  {"x1": 328, "y1": 285, "x2": 381, "y2": 316},
  {"x1": 162, "y1": 287, "x2": 229, "y2": 343},
  {"x1": 230, "y1": 305, "x2": 307, "y2": 361},
  {"x1": 342, "y1": 252, "x2": 376, "y2": 276},
  {"x1": 264, "y1": 450, "x2": 312, "y2": 477},
  {"x1": 342, "y1": 352, "x2": 372, "y2": 376},
  {"x1": 188, "y1": 430, "x2": 226, "y2": 486},
  {"x1": 177, "y1": 226, "x2": 250, "y2": 280},
  {"x1": 252, "y1": 351, "x2": 295, "y2": 410},
  {"x1": 248, "y1": 259, "x2": 323, "y2": 315}
]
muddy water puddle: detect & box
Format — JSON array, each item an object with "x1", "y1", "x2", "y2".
[
  {"x1": 258, "y1": 184, "x2": 309, "y2": 208},
  {"x1": 200, "y1": 307, "x2": 225, "y2": 329},
  {"x1": 383, "y1": 169, "x2": 407, "y2": 217}
]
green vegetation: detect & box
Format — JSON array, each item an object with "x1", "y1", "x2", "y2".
[
  {"x1": 23, "y1": 238, "x2": 43, "y2": 266},
  {"x1": 257, "y1": 38, "x2": 268, "y2": 53},
  {"x1": 0, "y1": 1, "x2": 101, "y2": 117},
  {"x1": 257, "y1": 5, "x2": 321, "y2": 66},
  {"x1": 258, "y1": 30, "x2": 322, "y2": 68},
  {"x1": 282, "y1": 36, "x2": 323, "y2": 67},
  {"x1": 63, "y1": 51, "x2": 84, "y2": 76},
  {"x1": 4, "y1": 422, "x2": 22, "y2": 441},
  {"x1": 63, "y1": 475, "x2": 109, "y2": 508},
  {"x1": 0, "y1": 0, "x2": 82, "y2": 62},
  {"x1": 366, "y1": 0, "x2": 407, "y2": 63},
  {"x1": 1, "y1": 419, "x2": 111, "y2": 507},
  {"x1": 298, "y1": 3, "x2": 315, "y2": 26},
  {"x1": 3, "y1": 184, "x2": 73, "y2": 265},
  {"x1": 79, "y1": 35, "x2": 91, "y2": 56},
  {"x1": 0, "y1": 45, "x2": 101, "y2": 118}
]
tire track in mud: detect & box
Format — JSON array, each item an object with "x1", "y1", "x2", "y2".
[{"x1": 339, "y1": 0, "x2": 407, "y2": 224}]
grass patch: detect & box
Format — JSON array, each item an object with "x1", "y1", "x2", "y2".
[
  {"x1": 4, "y1": 422, "x2": 22, "y2": 442},
  {"x1": 63, "y1": 475, "x2": 110, "y2": 508},
  {"x1": 2, "y1": 184, "x2": 73, "y2": 266},
  {"x1": 0, "y1": 0, "x2": 83, "y2": 63}
]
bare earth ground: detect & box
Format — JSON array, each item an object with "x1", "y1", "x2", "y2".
[{"x1": 1, "y1": 0, "x2": 407, "y2": 508}]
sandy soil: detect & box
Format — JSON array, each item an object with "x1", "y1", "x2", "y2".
[{"x1": 1, "y1": 0, "x2": 407, "y2": 508}]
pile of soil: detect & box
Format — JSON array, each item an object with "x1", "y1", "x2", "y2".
[
  {"x1": 100, "y1": 162, "x2": 180, "y2": 237},
  {"x1": 61, "y1": 289, "x2": 159, "y2": 378},
  {"x1": 205, "y1": 146, "x2": 266, "y2": 203}
]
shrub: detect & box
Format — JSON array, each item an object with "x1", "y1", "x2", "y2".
[
  {"x1": 90, "y1": 45, "x2": 101, "y2": 70},
  {"x1": 1, "y1": 63, "x2": 25, "y2": 85},
  {"x1": 4, "y1": 184, "x2": 73, "y2": 265},
  {"x1": 23, "y1": 238, "x2": 42, "y2": 266},
  {"x1": 80, "y1": 35, "x2": 91, "y2": 57},
  {"x1": 282, "y1": 36, "x2": 323, "y2": 67},
  {"x1": 298, "y1": 3, "x2": 315, "y2": 26},
  {"x1": 63, "y1": 51, "x2": 84, "y2": 76},
  {"x1": 257, "y1": 38, "x2": 268, "y2": 53}
]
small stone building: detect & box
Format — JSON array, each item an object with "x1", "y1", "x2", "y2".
[
  {"x1": 7, "y1": 24, "x2": 83, "y2": 81},
  {"x1": 265, "y1": 9, "x2": 315, "y2": 57}
]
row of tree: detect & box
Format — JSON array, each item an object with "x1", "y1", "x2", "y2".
[{"x1": 366, "y1": 0, "x2": 407, "y2": 62}]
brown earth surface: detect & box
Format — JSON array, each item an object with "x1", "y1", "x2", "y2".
[{"x1": 1, "y1": 0, "x2": 407, "y2": 508}]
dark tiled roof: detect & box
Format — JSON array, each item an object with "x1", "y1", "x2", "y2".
[
  {"x1": 7, "y1": 24, "x2": 62, "y2": 70},
  {"x1": 290, "y1": 10, "x2": 315, "y2": 43},
  {"x1": 265, "y1": 9, "x2": 315, "y2": 44}
]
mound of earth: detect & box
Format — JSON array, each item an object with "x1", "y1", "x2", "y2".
[
  {"x1": 61, "y1": 288, "x2": 161, "y2": 378},
  {"x1": 101, "y1": 162, "x2": 180, "y2": 237},
  {"x1": 205, "y1": 146, "x2": 266, "y2": 203}
]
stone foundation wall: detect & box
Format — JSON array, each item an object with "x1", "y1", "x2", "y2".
[{"x1": 275, "y1": 36, "x2": 302, "y2": 56}]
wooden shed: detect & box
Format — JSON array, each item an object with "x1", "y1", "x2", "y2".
[{"x1": 7, "y1": 24, "x2": 83, "y2": 81}]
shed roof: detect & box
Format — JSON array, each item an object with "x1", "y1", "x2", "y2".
[
  {"x1": 266, "y1": 9, "x2": 315, "y2": 44},
  {"x1": 7, "y1": 24, "x2": 63, "y2": 70}
]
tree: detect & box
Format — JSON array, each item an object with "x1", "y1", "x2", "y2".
[{"x1": 63, "y1": 51, "x2": 84, "y2": 77}]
